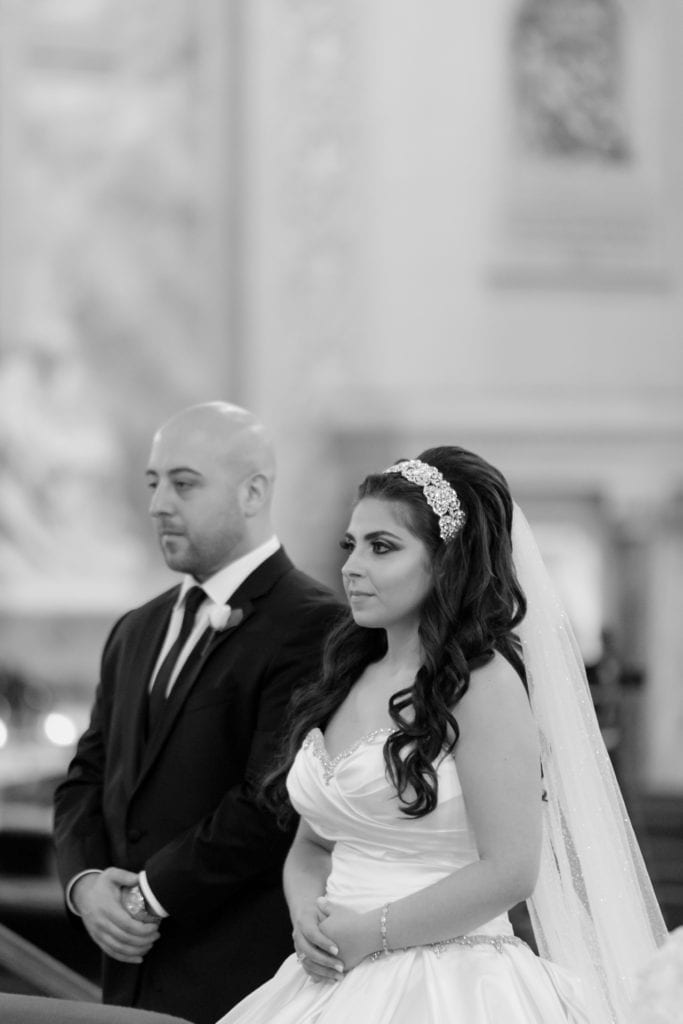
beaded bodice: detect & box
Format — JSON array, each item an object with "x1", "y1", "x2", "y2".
[
  {"x1": 301, "y1": 727, "x2": 394, "y2": 785},
  {"x1": 286, "y1": 726, "x2": 513, "y2": 939}
]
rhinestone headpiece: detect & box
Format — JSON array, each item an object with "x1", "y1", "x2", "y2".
[{"x1": 383, "y1": 459, "x2": 466, "y2": 541}]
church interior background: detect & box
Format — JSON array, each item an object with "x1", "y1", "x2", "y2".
[{"x1": 0, "y1": 0, "x2": 683, "y2": 980}]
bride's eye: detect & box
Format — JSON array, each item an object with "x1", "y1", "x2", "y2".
[
  {"x1": 371, "y1": 540, "x2": 392, "y2": 554},
  {"x1": 339, "y1": 538, "x2": 354, "y2": 552}
]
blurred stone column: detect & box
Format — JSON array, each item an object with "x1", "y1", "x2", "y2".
[
  {"x1": 611, "y1": 491, "x2": 683, "y2": 795},
  {"x1": 643, "y1": 498, "x2": 683, "y2": 792},
  {"x1": 241, "y1": 0, "x2": 365, "y2": 585},
  {"x1": 0, "y1": 0, "x2": 21, "y2": 345},
  {"x1": 0, "y1": 0, "x2": 247, "y2": 681}
]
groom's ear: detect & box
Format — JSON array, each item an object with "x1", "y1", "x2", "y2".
[{"x1": 240, "y1": 472, "x2": 271, "y2": 516}]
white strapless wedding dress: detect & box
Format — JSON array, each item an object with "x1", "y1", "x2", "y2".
[{"x1": 216, "y1": 728, "x2": 589, "y2": 1024}]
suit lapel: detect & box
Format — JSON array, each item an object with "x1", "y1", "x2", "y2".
[
  {"x1": 133, "y1": 549, "x2": 294, "y2": 787},
  {"x1": 198, "y1": 601, "x2": 253, "y2": 662},
  {"x1": 137, "y1": 603, "x2": 254, "y2": 780},
  {"x1": 227, "y1": 547, "x2": 293, "y2": 607},
  {"x1": 124, "y1": 590, "x2": 178, "y2": 794}
]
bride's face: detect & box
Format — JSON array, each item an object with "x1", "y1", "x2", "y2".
[{"x1": 340, "y1": 497, "x2": 433, "y2": 632}]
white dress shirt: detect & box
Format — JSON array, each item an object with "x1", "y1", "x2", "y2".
[{"x1": 148, "y1": 535, "x2": 281, "y2": 696}]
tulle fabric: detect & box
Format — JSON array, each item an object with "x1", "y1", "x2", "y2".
[{"x1": 513, "y1": 504, "x2": 667, "y2": 1023}]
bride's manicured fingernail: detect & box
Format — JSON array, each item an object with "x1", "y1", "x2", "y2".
[{"x1": 330, "y1": 945, "x2": 338, "y2": 955}]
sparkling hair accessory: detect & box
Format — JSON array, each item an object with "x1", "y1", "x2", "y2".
[{"x1": 383, "y1": 459, "x2": 466, "y2": 540}]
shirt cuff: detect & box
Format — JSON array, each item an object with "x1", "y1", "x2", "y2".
[
  {"x1": 139, "y1": 870, "x2": 169, "y2": 918},
  {"x1": 66, "y1": 869, "x2": 102, "y2": 915}
]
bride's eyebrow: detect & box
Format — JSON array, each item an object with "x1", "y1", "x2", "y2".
[{"x1": 342, "y1": 529, "x2": 403, "y2": 543}]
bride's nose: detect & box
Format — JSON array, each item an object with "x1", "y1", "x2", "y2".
[{"x1": 341, "y1": 550, "x2": 364, "y2": 580}]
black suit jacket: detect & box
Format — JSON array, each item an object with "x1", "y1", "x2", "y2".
[{"x1": 53, "y1": 550, "x2": 341, "y2": 1024}]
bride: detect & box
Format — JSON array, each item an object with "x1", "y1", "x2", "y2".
[{"x1": 216, "y1": 446, "x2": 666, "y2": 1024}]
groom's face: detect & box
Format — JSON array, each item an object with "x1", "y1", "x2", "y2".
[{"x1": 146, "y1": 421, "x2": 248, "y2": 582}]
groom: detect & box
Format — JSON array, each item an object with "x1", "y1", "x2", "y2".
[{"x1": 53, "y1": 402, "x2": 341, "y2": 1024}]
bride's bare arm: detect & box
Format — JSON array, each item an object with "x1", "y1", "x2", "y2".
[
  {"x1": 319, "y1": 656, "x2": 542, "y2": 969},
  {"x1": 283, "y1": 818, "x2": 344, "y2": 980}
]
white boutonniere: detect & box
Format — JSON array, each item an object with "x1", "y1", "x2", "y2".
[
  {"x1": 208, "y1": 604, "x2": 233, "y2": 632},
  {"x1": 202, "y1": 604, "x2": 244, "y2": 654}
]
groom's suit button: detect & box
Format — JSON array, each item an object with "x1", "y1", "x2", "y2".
[{"x1": 127, "y1": 828, "x2": 144, "y2": 842}]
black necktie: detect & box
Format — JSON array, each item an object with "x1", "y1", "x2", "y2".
[{"x1": 147, "y1": 585, "x2": 206, "y2": 736}]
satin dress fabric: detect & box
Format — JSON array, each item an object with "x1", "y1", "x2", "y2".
[{"x1": 216, "y1": 729, "x2": 590, "y2": 1024}]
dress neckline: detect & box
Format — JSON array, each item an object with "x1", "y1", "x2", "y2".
[{"x1": 304, "y1": 726, "x2": 394, "y2": 784}]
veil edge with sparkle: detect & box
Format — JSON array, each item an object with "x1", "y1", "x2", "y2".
[{"x1": 513, "y1": 504, "x2": 667, "y2": 1024}]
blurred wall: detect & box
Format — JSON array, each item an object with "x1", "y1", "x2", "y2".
[
  {"x1": 0, "y1": 0, "x2": 240, "y2": 682},
  {"x1": 240, "y1": 0, "x2": 683, "y2": 791},
  {"x1": 0, "y1": 0, "x2": 681, "y2": 791}
]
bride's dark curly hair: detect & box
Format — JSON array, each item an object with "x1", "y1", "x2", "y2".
[{"x1": 262, "y1": 445, "x2": 527, "y2": 826}]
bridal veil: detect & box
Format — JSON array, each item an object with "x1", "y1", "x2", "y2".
[{"x1": 512, "y1": 505, "x2": 667, "y2": 1023}]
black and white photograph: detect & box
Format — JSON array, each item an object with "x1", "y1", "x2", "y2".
[{"x1": 0, "y1": 3, "x2": 681, "y2": 1023}]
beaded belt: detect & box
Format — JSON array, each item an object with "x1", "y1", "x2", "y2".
[{"x1": 369, "y1": 933, "x2": 527, "y2": 961}]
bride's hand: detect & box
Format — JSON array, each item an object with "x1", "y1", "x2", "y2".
[
  {"x1": 292, "y1": 898, "x2": 344, "y2": 982},
  {"x1": 317, "y1": 897, "x2": 377, "y2": 971}
]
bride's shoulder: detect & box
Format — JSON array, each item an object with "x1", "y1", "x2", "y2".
[
  {"x1": 456, "y1": 652, "x2": 529, "y2": 727},
  {"x1": 479, "y1": 649, "x2": 523, "y2": 680}
]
